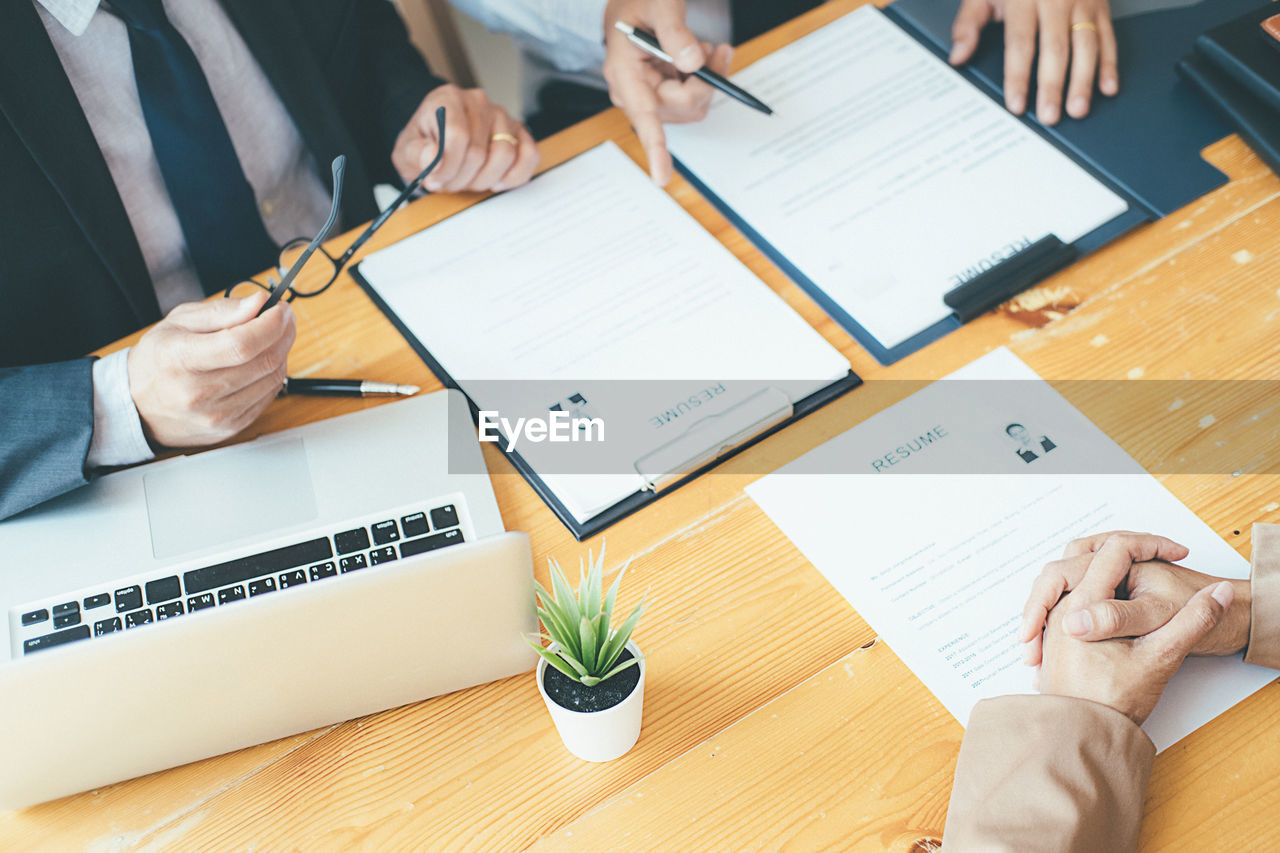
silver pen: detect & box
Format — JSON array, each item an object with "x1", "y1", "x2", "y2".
[
  {"x1": 614, "y1": 21, "x2": 773, "y2": 115},
  {"x1": 284, "y1": 378, "x2": 420, "y2": 397}
]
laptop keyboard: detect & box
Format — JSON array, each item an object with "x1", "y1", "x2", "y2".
[{"x1": 14, "y1": 502, "x2": 466, "y2": 656}]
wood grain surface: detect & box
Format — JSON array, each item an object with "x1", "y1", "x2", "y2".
[{"x1": 4, "y1": 1, "x2": 1278, "y2": 849}]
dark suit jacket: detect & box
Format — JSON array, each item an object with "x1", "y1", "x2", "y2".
[{"x1": 0, "y1": 0, "x2": 445, "y2": 519}]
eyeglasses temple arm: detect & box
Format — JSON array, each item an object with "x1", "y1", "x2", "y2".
[
  {"x1": 256, "y1": 155, "x2": 346, "y2": 315},
  {"x1": 336, "y1": 107, "x2": 447, "y2": 269}
]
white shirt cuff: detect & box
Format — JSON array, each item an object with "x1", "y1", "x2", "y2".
[{"x1": 87, "y1": 348, "x2": 155, "y2": 469}]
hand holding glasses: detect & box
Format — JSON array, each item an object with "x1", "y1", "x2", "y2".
[{"x1": 229, "y1": 107, "x2": 449, "y2": 310}]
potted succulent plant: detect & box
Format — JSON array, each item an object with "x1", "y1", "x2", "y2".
[{"x1": 527, "y1": 544, "x2": 647, "y2": 762}]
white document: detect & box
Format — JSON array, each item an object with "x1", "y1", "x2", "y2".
[
  {"x1": 357, "y1": 141, "x2": 850, "y2": 523},
  {"x1": 665, "y1": 6, "x2": 1130, "y2": 350},
  {"x1": 746, "y1": 348, "x2": 1274, "y2": 752}
]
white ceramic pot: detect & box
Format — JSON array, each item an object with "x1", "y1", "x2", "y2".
[{"x1": 537, "y1": 640, "x2": 645, "y2": 762}]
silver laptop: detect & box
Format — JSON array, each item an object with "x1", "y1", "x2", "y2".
[{"x1": 0, "y1": 389, "x2": 536, "y2": 809}]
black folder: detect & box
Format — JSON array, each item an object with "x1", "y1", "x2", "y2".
[
  {"x1": 1179, "y1": 5, "x2": 1280, "y2": 176},
  {"x1": 1193, "y1": 4, "x2": 1280, "y2": 114},
  {"x1": 1178, "y1": 54, "x2": 1280, "y2": 176}
]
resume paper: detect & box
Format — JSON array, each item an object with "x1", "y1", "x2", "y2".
[
  {"x1": 746, "y1": 349, "x2": 1274, "y2": 752},
  {"x1": 665, "y1": 6, "x2": 1129, "y2": 350},
  {"x1": 356, "y1": 142, "x2": 850, "y2": 523}
]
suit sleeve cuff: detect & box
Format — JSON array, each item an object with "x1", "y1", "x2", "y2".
[
  {"x1": 945, "y1": 695, "x2": 1153, "y2": 853},
  {"x1": 1244, "y1": 522, "x2": 1280, "y2": 670},
  {"x1": 87, "y1": 349, "x2": 155, "y2": 469}
]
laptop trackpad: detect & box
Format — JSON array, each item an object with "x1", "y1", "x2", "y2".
[{"x1": 144, "y1": 436, "x2": 319, "y2": 561}]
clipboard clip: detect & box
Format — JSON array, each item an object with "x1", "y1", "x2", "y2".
[
  {"x1": 634, "y1": 387, "x2": 794, "y2": 493},
  {"x1": 943, "y1": 234, "x2": 1079, "y2": 324}
]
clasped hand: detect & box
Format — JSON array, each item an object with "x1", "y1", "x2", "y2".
[{"x1": 1023, "y1": 532, "x2": 1246, "y2": 724}]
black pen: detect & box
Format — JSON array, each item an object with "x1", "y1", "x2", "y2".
[
  {"x1": 284, "y1": 378, "x2": 420, "y2": 397},
  {"x1": 614, "y1": 22, "x2": 773, "y2": 116}
]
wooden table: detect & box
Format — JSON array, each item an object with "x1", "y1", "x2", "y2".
[{"x1": 6, "y1": 1, "x2": 1279, "y2": 848}]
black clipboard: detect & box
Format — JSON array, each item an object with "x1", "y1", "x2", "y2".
[
  {"x1": 348, "y1": 267, "x2": 861, "y2": 542},
  {"x1": 674, "y1": 0, "x2": 1258, "y2": 364}
]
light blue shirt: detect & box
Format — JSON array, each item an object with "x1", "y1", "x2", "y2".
[
  {"x1": 448, "y1": 0, "x2": 732, "y2": 106},
  {"x1": 449, "y1": 0, "x2": 610, "y2": 74}
]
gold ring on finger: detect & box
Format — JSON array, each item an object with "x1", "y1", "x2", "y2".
[
  {"x1": 491, "y1": 132, "x2": 519, "y2": 145},
  {"x1": 1071, "y1": 21, "x2": 1098, "y2": 33}
]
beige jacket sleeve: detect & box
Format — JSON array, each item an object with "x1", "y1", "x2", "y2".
[
  {"x1": 943, "y1": 695, "x2": 1154, "y2": 853},
  {"x1": 1244, "y1": 522, "x2": 1280, "y2": 669},
  {"x1": 944, "y1": 521, "x2": 1280, "y2": 852}
]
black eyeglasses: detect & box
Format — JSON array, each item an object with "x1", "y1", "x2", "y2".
[{"x1": 225, "y1": 106, "x2": 447, "y2": 306}]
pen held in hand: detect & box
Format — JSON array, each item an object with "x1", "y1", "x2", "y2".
[
  {"x1": 614, "y1": 22, "x2": 774, "y2": 116},
  {"x1": 284, "y1": 378, "x2": 420, "y2": 397}
]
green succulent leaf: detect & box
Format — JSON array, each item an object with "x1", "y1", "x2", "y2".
[
  {"x1": 578, "y1": 614, "x2": 600, "y2": 673},
  {"x1": 525, "y1": 638, "x2": 582, "y2": 682},
  {"x1": 599, "y1": 655, "x2": 641, "y2": 683},
  {"x1": 537, "y1": 606, "x2": 575, "y2": 651},
  {"x1": 583, "y1": 547, "x2": 603, "y2": 621},
  {"x1": 597, "y1": 596, "x2": 646, "y2": 674},
  {"x1": 547, "y1": 557, "x2": 582, "y2": 627},
  {"x1": 535, "y1": 574, "x2": 581, "y2": 661},
  {"x1": 601, "y1": 557, "x2": 630, "y2": 633},
  {"x1": 563, "y1": 653, "x2": 591, "y2": 678}
]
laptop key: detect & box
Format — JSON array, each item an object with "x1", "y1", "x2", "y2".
[
  {"x1": 334, "y1": 528, "x2": 370, "y2": 555},
  {"x1": 125, "y1": 609, "x2": 154, "y2": 629},
  {"x1": 53, "y1": 601, "x2": 79, "y2": 617},
  {"x1": 371, "y1": 520, "x2": 400, "y2": 545},
  {"x1": 95, "y1": 617, "x2": 122, "y2": 635},
  {"x1": 188, "y1": 593, "x2": 216, "y2": 611},
  {"x1": 309, "y1": 562, "x2": 337, "y2": 581},
  {"x1": 53, "y1": 611, "x2": 82, "y2": 629},
  {"x1": 184, "y1": 537, "x2": 332, "y2": 595},
  {"x1": 369, "y1": 546, "x2": 398, "y2": 565},
  {"x1": 400, "y1": 528, "x2": 465, "y2": 558},
  {"x1": 21, "y1": 609, "x2": 48, "y2": 627},
  {"x1": 218, "y1": 585, "x2": 247, "y2": 605},
  {"x1": 84, "y1": 593, "x2": 111, "y2": 610},
  {"x1": 248, "y1": 578, "x2": 276, "y2": 597},
  {"x1": 146, "y1": 576, "x2": 181, "y2": 605},
  {"x1": 339, "y1": 553, "x2": 368, "y2": 573},
  {"x1": 156, "y1": 602, "x2": 184, "y2": 620},
  {"x1": 23, "y1": 625, "x2": 90, "y2": 654},
  {"x1": 279, "y1": 569, "x2": 307, "y2": 588},
  {"x1": 401, "y1": 512, "x2": 429, "y2": 538},
  {"x1": 430, "y1": 505, "x2": 459, "y2": 530},
  {"x1": 115, "y1": 585, "x2": 143, "y2": 613}
]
